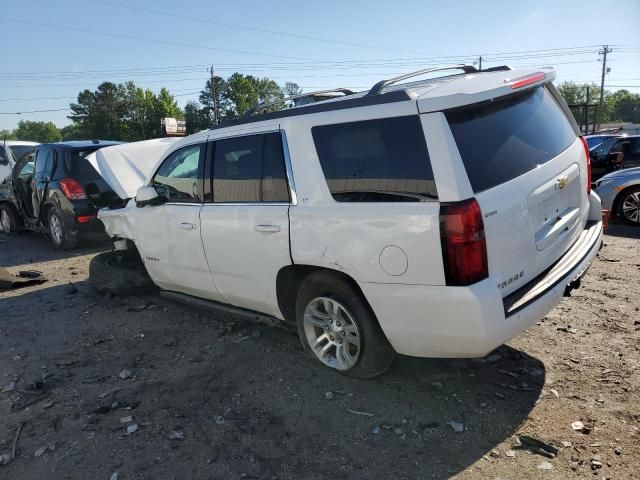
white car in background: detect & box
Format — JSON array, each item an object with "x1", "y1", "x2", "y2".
[
  {"x1": 90, "y1": 64, "x2": 603, "y2": 378},
  {"x1": 0, "y1": 140, "x2": 39, "y2": 181}
]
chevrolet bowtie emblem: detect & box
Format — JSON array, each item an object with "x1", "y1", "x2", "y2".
[{"x1": 557, "y1": 176, "x2": 569, "y2": 189}]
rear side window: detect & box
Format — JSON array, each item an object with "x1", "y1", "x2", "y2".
[
  {"x1": 446, "y1": 86, "x2": 576, "y2": 193},
  {"x1": 64, "y1": 148, "x2": 101, "y2": 180},
  {"x1": 35, "y1": 149, "x2": 53, "y2": 177},
  {"x1": 312, "y1": 116, "x2": 437, "y2": 202},
  {"x1": 212, "y1": 132, "x2": 289, "y2": 203}
]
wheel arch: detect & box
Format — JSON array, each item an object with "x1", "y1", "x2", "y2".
[
  {"x1": 0, "y1": 200, "x2": 23, "y2": 228},
  {"x1": 276, "y1": 264, "x2": 373, "y2": 324},
  {"x1": 612, "y1": 184, "x2": 640, "y2": 217}
]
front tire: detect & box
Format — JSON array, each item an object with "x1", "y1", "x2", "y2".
[
  {"x1": 0, "y1": 204, "x2": 20, "y2": 233},
  {"x1": 48, "y1": 208, "x2": 77, "y2": 250},
  {"x1": 89, "y1": 250, "x2": 157, "y2": 296},
  {"x1": 295, "y1": 271, "x2": 396, "y2": 379},
  {"x1": 618, "y1": 186, "x2": 640, "y2": 226}
]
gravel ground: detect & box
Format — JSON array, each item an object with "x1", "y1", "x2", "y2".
[{"x1": 0, "y1": 222, "x2": 638, "y2": 480}]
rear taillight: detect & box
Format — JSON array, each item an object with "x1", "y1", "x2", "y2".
[
  {"x1": 440, "y1": 198, "x2": 489, "y2": 286},
  {"x1": 76, "y1": 214, "x2": 96, "y2": 223},
  {"x1": 59, "y1": 178, "x2": 87, "y2": 200},
  {"x1": 579, "y1": 136, "x2": 592, "y2": 194}
]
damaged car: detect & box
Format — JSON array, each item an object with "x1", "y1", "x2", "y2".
[
  {"x1": 90, "y1": 65, "x2": 603, "y2": 378},
  {"x1": 0, "y1": 140, "x2": 124, "y2": 248}
]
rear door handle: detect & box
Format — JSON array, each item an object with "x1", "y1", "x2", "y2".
[
  {"x1": 179, "y1": 222, "x2": 197, "y2": 230},
  {"x1": 255, "y1": 224, "x2": 281, "y2": 233}
]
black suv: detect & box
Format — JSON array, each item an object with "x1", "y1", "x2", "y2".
[{"x1": 0, "y1": 140, "x2": 123, "y2": 249}]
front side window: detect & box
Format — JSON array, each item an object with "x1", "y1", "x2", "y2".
[
  {"x1": 153, "y1": 144, "x2": 203, "y2": 202},
  {"x1": 312, "y1": 116, "x2": 437, "y2": 202},
  {"x1": 212, "y1": 132, "x2": 289, "y2": 203}
]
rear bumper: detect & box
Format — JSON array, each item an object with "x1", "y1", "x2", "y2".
[{"x1": 360, "y1": 217, "x2": 603, "y2": 358}]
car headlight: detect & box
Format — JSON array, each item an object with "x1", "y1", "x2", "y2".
[{"x1": 594, "y1": 178, "x2": 611, "y2": 189}]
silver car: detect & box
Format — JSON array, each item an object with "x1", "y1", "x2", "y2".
[{"x1": 595, "y1": 167, "x2": 640, "y2": 225}]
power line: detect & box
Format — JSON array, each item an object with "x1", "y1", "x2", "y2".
[
  {"x1": 0, "y1": 17, "x2": 321, "y2": 61},
  {"x1": 90, "y1": 0, "x2": 428, "y2": 55},
  {"x1": 0, "y1": 108, "x2": 70, "y2": 115}
]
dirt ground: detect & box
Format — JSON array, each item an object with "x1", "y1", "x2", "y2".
[{"x1": 0, "y1": 222, "x2": 638, "y2": 480}]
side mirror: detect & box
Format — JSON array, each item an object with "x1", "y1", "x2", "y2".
[{"x1": 135, "y1": 186, "x2": 165, "y2": 208}]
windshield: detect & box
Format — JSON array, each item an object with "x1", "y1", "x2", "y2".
[
  {"x1": 591, "y1": 137, "x2": 619, "y2": 156},
  {"x1": 586, "y1": 136, "x2": 608, "y2": 149},
  {"x1": 8, "y1": 145, "x2": 33, "y2": 161}
]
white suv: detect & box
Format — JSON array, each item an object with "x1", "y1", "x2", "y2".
[
  {"x1": 92, "y1": 65, "x2": 603, "y2": 378},
  {"x1": 0, "y1": 140, "x2": 39, "y2": 181}
]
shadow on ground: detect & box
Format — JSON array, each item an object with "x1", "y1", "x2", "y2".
[
  {"x1": 0, "y1": 230, "x2": 111, "y2": 268},
  {"x1": 0, "y1": 278, "x2": 545, "y2": 480},
  {"x1": 605, "y1": 217, "x2": 640, "y2": 240}
]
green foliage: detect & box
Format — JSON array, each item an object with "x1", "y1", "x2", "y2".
[
  {"x1": 556, "y1": 81, "x2": 640, "y2": 126},
  {"x1": 0, "y1": 129, "x2": 17, "y2": 141},
  {"x1": 606, "y1": 89, "x2": 640, "y2": 123},
  {"x1": 14, "y1": 120, "x2": 61, "y2": 143},
  {"x1": 184, "y1": 101, "x2": 211, "y2": 134},
  {"x1": 68, "y1": 81, "x2": 184, "y2": 141}
]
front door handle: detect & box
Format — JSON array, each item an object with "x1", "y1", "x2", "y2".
[
  {"x1": 179, "y1": 222, "x2": 197, "y2": 230},
  {"x1": 255, "y1": 224, "x2": 281, "y2": 233}
]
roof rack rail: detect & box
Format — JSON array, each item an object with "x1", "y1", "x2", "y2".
[
  {"x1": 366, "y1": 64, "x2": 478, "y2": 96},
  {"x1": 244, "y1": 87, "x2": 355, "y2": 118}
]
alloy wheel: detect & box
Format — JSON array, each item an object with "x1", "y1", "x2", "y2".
[
  {"x1": 303, "y1": 297, "x2": 361, "y2": 371},
  {"x1": 50, "y1": 213, "x2": 64, "y2": 245},
  {"x1": 622, "y1": 191, "x2": 640, "y2": 224}
]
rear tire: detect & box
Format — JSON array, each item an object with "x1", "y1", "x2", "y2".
[
  {"x1": 48, "y1": 207, "x2": 77, "y2": 250},
  {"x1": 295, "y1": 271, "x2": 396, "y2": 379},
  {"x1": 0, "y1": 203, "x2": 21, "y2": 233},
  {"x1": 617, "y1": 186, "x2": 640, "y2": 226},
  {"x1": 89, "y1": 249, "x2": 157, "y2": 296}
]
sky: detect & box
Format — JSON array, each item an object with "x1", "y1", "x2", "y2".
[{"x1": 1, "y1": 0, "x2": 639, "y2": 131}]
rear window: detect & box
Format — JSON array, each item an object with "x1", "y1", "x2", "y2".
[
  {"x1": 64, "y1": 148, "x2": 101, "y2": 180},
  {"x1": 446, "y1": 86, "x2": 576, "y2": 193},
  {"x1": 312, "y1": 116, "x2": 437, "y2": 202}
]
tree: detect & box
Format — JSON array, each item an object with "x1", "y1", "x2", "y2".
[
  {"x1": 14, "y1": 120, "x2": 61, "y2": 143},
  {"x1": 60, "y1": 124, "x2": 82, "y2": 141},
  {"x1": 184, "y1": 101, "x2": 210, "y2": 134},
  {"x1": 69, "y1": 82, "x2": 130, "y2": 140},
  {"x1": 557, "y1": 81, "x2": 610, "y2": 126},
  {"x1": 0, "y1": 130, "x2": 17, "y2": 141},
  {"x1": 283, "y1": 82, "x2": 303, "y2": 98},
  {"x1": 199, "y1": 76, "x2": 228, "y2": 126},
  {"x1": 607, "y1": 89, "x2": 640, "y2": 123},
  {"x1": 68, "y1": 81, "x2": 184, "y2": 141}
]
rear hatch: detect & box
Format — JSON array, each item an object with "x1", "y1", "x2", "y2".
[
  {"x1": 445, "y1": 84, "x2": 589, "y2": 297},
  {"x1": 64, "y1": 148, "x2": 122, "y2": 208}
]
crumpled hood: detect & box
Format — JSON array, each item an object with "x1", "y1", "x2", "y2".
[{"x1": 86, "y1": 138, "x2": 179, "y2": 200}]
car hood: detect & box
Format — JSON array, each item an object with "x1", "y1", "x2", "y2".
[
  {"x1": 598, "y1": 166, "x2": 640, "y2": 182},
  {"x1": 86, "y1": 138, "x2": 179, "y2": 199}
]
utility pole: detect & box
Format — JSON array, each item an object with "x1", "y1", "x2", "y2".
[
  {"x1": 584, "y1": 86, "x2": 590, "y2": 135},
  {"x1": 210, "y1": 65, "x2": 218, "y2": 126},
  {"x1": 596, "y1": 45, "x2": 612, "y2": 132},
  {"x1": 478, "y1": 56, "x2": 482, "y2": 71}
]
